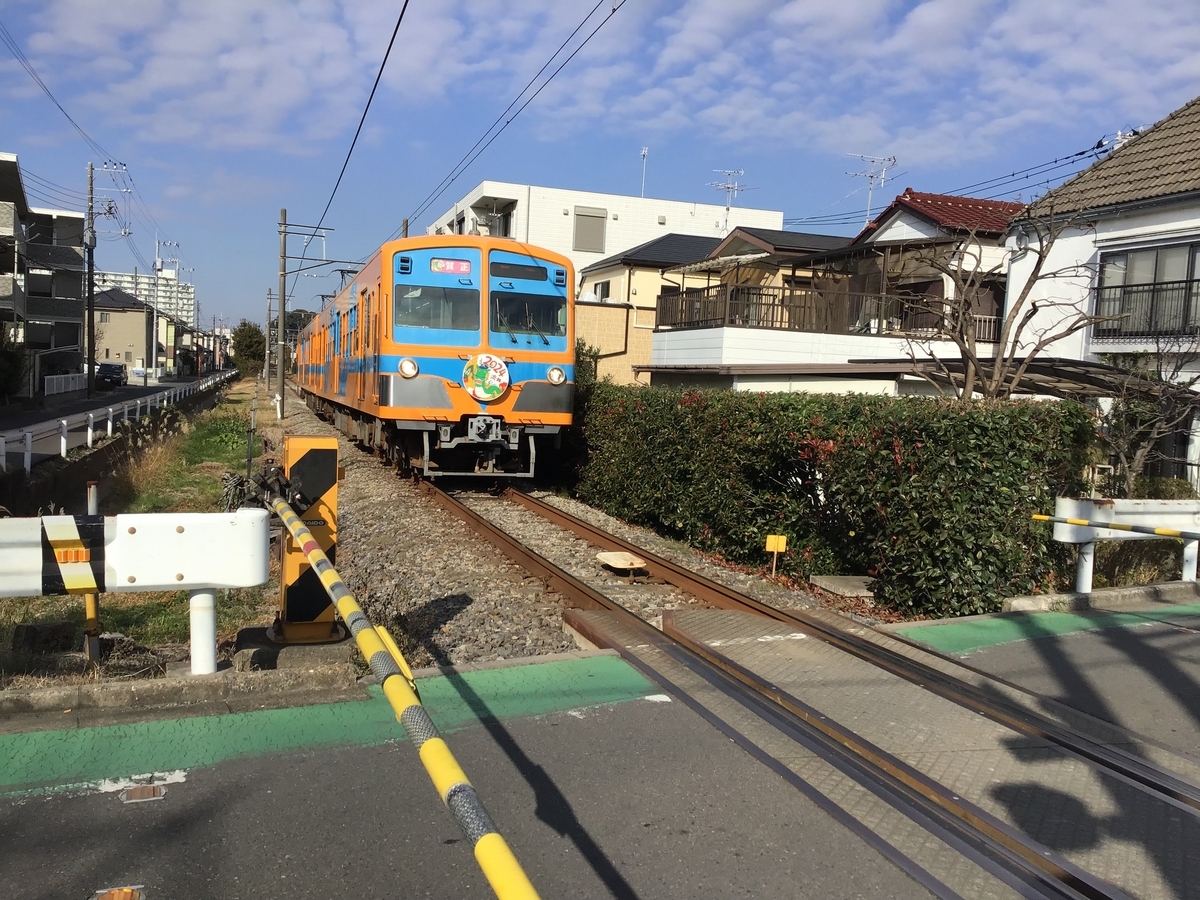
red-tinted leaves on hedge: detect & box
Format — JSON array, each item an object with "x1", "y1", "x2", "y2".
[{"x1": 578, "y1": 384, "x2": 1092, "y2": 618}]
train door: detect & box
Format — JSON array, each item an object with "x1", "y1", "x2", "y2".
[
  {"x1": 356, "y1": 288, "x2": 366, "y2": 402},
  {"x1": 371, "y1": 280, "x2": 381, "y2": 405}
]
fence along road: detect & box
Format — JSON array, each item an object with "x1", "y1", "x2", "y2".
[
  {"x1": 267, "y1": 494, "x2": 541, "y2": 900},
  {"x1": 0, "y1": 373, "x2": 235, "y2": 475}
]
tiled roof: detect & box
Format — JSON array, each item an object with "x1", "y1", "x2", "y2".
[
  {"x1": 95, "y1": 288, "x2": 147, "y2": 310},
  {"x1": 581, "y1": 233, "x2": 721, "y2": 273},
  {"x1": 735, "y1": 228, "x2": 851, "y2": 252},
  {"x1": 1027, "y1": 93, "x2": 1200, "y2": 216},
  {"x1": 890, "y1": 189, "x2": 1023, "y2": 234}
]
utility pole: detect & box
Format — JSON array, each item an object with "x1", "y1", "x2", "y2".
[
  {"x1": 277, "y1": 208, "x2": 287, "y2": 418},
  {"x1": 85, "y1": 162, "x2": 96, "y2": 398},
  {"x1": 263, "y1": 289, "x2": 272, "y2": 382},
  {"x1": 402, "y1": 218, "x2": 409, "y2": 239}
]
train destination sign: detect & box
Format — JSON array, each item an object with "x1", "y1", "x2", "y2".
[{"x1": 430, "y1": 258, "x2": 472, "y2": 275}]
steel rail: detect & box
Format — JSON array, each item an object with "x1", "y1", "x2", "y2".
[
  {"x1": 421, "y1": 482, "x2": 1129, "y2": 900},
  {"x1": 503, "y1": 488, "x2": 1200, "y2": 817},
  {"x1": 269, "y1": 496, "x2": 540, "y2": 900}
]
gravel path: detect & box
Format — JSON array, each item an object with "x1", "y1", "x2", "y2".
[{"x1": 275, "y1": 392, "x2": 575, "y2": 668}]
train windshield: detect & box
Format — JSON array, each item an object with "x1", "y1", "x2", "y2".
[
  {"x1": 394, "y1": 285, "x2": 480, "y2": 330},
  {"x1": 490, "y1": 291, "x2": 568, "y2": 341}
]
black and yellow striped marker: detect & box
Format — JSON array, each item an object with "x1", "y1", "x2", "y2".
[
  {"x1": 40, "y1": 514, "x2": 106, "y2": 596},
  {"x1": 269, "y1": 495, "x2": 540, "y2": 900},
  {"x1": 1033, "y1": 513, "x2": 1200, "y2": 542},
  {"x1": 276, "y1": 435, "x2": 341, "y2": 642}
]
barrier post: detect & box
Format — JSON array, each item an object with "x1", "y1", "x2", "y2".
[
  {"x1": 189, "y1": 588, "x2": 218, "y2": 675},
  {"x1": 1075, "y1": 542, "x2": 1095, "y2": 594},
  {"x1": 84, "y1": 481, "x2": 102, "y2": 669},
  {"x1": 107, "y1": 408, "x2": 114, "y2": 437},
  {"x1": 59, "y1": 420, "x2": 68, "y2": 458},
  {"x1": 87, "y1": 413, "x2": 95, "y2": 449},
  {"x1": 1185, "y1": 541, "x2": 1199, "y2": 583},
  {"x1": 0, "y1": 435, "x2": 5, "y2": 474},
  {"x1": 134, "y1": 399, "x2": 141, "y2": 420},
  {"x1": 23, "y1": 432, "x2": 31, "y2": 472}
]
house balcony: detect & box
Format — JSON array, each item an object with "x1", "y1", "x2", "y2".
[
  {"x1": 1092, "y1": 280, "x2": 1200, "y2": 344},
  {"x1": 656, "y1": 284, "x2": 999, "y2": 344},
  {"x1": 0, "y1": 274, "x2": 26, "y2": 320}
]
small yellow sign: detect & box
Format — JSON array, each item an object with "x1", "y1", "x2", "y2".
[{"x1": 765, "y1": 534, "x2": 787, "y2": 553}]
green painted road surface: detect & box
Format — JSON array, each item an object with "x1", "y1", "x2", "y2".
[
  {"x1": 0, "y1": 655, "x2": 654, "y2": 797},
  {"x1": 896, "y1": 602, "x2": 1200, "y2": 655}
]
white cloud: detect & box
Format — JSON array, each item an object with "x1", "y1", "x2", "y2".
[{"x1": 7, "y1": 0, "x2": 1200, "y2": 166}]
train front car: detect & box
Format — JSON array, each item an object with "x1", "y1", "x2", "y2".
[{"x1": 384, "y1": 236, "x2": 574, "y2": 477}]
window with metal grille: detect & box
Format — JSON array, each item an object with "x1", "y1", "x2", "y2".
[{"x1": 573, "y1": 207, "x2": 607, "y2": 253}]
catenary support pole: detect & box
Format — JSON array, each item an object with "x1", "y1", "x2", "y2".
[
  {"x1": 277, "y1": 208, "x2": 287, "y2": 419},
  {"x1": 85, "y1": 162, "x2": 96, "y2": 399}
]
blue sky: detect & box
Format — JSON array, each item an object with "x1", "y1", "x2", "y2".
[{"x1": 2, "y1": 0, "x2": 1200, "y2": 326}]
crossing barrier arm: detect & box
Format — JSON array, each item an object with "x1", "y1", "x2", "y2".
[
  {"x1": 267, "y1": 495, "x2": 540, "y2": 900},
  {"x1": 1033, "y1": 513, "x2": 1200, "y2": 542}
]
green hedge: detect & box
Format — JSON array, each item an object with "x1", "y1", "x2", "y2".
[{"x1": 577, "y1": 385, "x2": 1093, "y2": 618}]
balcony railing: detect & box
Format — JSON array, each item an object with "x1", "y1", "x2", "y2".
[
  {"x1": 1093, "y1": 279, "x2": 1200, "y2": 341},
  {"x1": 657, "y1": 284, "x2": 998, "y2": 343}
]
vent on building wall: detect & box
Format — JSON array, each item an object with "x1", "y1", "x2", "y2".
[
  {"x1": 657, "y1": 215, "x2": 666, "y2": 225},
  {"x1": 398, "y1": 256, "x2": 412, "y2": 274}
]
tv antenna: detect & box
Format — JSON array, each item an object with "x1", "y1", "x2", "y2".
[
  {"x1": 640, "y1": 147, "x2": 649, "y2": 198},
  {"x1": 707, "y1": 169, "x2": 757, "y2": 233},
  {"x1": 847, "y1": 154, "x2": 896, "y2": 228}
]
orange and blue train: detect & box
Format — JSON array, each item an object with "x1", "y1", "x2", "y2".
[{"x1": 295, "y1": 235, "x2": 575, "y2": 477}]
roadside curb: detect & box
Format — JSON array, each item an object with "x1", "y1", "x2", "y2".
[{"x1": 0, "y1": 663, "x2": 360, "y2": 715}]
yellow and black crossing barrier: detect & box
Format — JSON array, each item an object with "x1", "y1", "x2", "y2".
[
  {"x1": 1033, "y1": 513, "x2": 1200, "y2": 542},
  {"x1": 268, "y1": 495, "x2": 540, "y2": 900}
]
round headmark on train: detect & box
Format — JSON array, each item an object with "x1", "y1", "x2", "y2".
[{"x1": 462, "y1": 353, "x2": 511, "y2": 402}]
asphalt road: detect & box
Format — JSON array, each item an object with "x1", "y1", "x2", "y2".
[
  {"x1": 0, "y1": 384, "x2": 173, "y2": 472},
  {"x1": 0, "y1": 684, "x2": 934, "y2": 900},
  {"x1": 956, "y1": 608, "x2": 1200, "y2": 757}
]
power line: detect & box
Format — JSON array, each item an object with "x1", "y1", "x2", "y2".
[
  {"x1": 290, "y1": 0, "x2": 411, "y2": 296},
  {"x1": 402, "y1": 0, "x2": 607, "y2": 234},
  {"x1": 399, "y1": 0, "x2": 628, "y2": 236},
  {"x1": 0, "y1": 17, "x2": 112, "y2": 161}
]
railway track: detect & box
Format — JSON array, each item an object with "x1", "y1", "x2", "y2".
[{"x1": 418, "y1": 481, "x2": 1183, "y2": 900}]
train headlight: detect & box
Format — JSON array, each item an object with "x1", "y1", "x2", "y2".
[
  {"x1": 547, "y1": 366, "x2": 566, "y2": 385},
  {"x1": 398, "y1": 358, "x2": 419, "y2": 379}
]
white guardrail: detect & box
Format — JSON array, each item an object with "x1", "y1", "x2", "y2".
[{"x1": 0, "y1": 371, "x2": 237, "y2": 475}]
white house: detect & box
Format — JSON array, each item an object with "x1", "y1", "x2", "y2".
[
  {"x1": 425, "y1": 180, "x2": 783, "y2": 285},
  {"x1": 646, "y1": 190, "x2": 1020, "y2": 394}
]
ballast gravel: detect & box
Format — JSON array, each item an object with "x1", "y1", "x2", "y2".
[{"x1": 278, "y1": 399, "x2": 575, "y2": 668}]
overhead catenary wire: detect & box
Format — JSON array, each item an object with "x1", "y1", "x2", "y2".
[
  {"x1": 784, "y1": 139, "x2": 1112, "y2": 228},
  {"x1": 399, "y1": 0, "x2": 608, "y2": 237},
  {"x1": 398, "y1": 0, "x2": 628, "y2": 238},
  {"x1": 287, "y1": 0, "x2": 411, "y2": 298}
]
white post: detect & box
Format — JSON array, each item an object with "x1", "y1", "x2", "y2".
[
  {"x1": 59, "y1": 420, "x2": 68, "y2": 458},
  {"x1": 1184, "y1": 540, "x2": 1199, "y2": 583},
  {"x1": 87, "y1": 413, "x2": 94, "y2": 449},
  {"x1": 135, "y1": 399, "x2": 141, "y2": 420},
  {"x1": 23, "y1": 432, "x2": 31, "y2": 472},
  {"x1": 189, "y1": 588, "x2": 218, "y2": 675},
  {"x1": 1076, "y1": 542, "x2": 1096, "y2": 594},
  {"x1": 107, "y1": 408, "x2": 114, "y2": 437}
]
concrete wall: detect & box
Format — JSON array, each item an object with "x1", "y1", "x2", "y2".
[
  {"x1": 428, "y1": 181, "x2": 782, "y2": 283},
  {"x1": 651, "y1": 325, "x2": 970, "y2": 367},
  {"x1": 574, "y1": 300, "x2": 655, "y2": 384},
  {"x1": 97, "y1": 308, "x2": 147, "y2": 366},
  {"x1": 1006, "y1": 198, "x2": 1200, "y2": 362}
]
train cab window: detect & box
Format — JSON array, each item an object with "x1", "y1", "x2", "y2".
[
  {"x1": 394, "y1": 285, "x2": 480, "y2": 331},
  {"x1": 490, "y1": 291, "x2": 568, "y2": 339}
]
